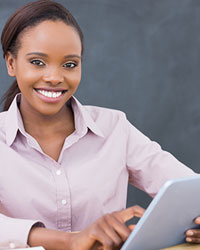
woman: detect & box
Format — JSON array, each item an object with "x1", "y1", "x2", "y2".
[{"x1": 0, "y1": 0, "x2": 199, "y2": 249}]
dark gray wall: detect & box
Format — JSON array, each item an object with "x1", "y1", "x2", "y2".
[{"x1": 0, "y1": 0, "x2": 200, "y2": 210}]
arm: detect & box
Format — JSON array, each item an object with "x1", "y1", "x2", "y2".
[
  {"x1": 125, "y1": 119, "x2": 196, "y2": 197},
  {"x1": 28, "y1": 227, "x2": 70, "y2": 250},
  {"x1": 124, "y1": 118, "x2": 199, "y2": 244},
  {"x1": 0, "y1": 212, "x2": 71, "y2": 250},
  {"x1": 0, "y1": 213, "x2": 44, "y2": 249},
  {"x1": 28, "y1": 206, "x2": 145, "y2": 250}
]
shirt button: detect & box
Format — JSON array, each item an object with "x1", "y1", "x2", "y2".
[
  {"x1": 56, "y1": 170, "x2": 61, "y2": 175},
  {"x1": 61, "y1": 199, "x2": 67, "y2": 205},
  {"x1": 9, "y1": 242, "x2": 16, "y2": 249}
]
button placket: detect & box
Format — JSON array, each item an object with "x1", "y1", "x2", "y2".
[{"x1": 53, "y1": 162, "x2": 71, "y2": 231}]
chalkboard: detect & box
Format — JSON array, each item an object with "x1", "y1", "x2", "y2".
[{"x1": 0, "y1": 0, "x2": 200, "y2": 209}]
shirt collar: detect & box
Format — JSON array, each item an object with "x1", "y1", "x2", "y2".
[
  {"x1": 5, "y1": 94, "x2": 104, "y2": 146},
  {"x1": 70, "y1": 96, "x2": 104, "y2": 138},
  {"x1": 5, "y1": 94, "x2": 26, "y2": 146}
]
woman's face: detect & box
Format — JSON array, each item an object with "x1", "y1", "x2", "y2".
[{"x1": 6, "y1": 20, "x2": 82, "y2": 117}]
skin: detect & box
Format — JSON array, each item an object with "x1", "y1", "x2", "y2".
[
  {"x1": 4, "y1": 20, "x2": 200, "y2": 248},
  {"x1": 186, "y1": 218, "x2": 200, "y2": 243},
  {"x1": 6, "y1": 20, "x2": 82, "y2": 161}
]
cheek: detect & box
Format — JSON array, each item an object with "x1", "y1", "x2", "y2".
[
  {"x1": 66, "y1": 69, "x2": 82, "y2": 88},
  {"x1": 16, "y1": 68, "x2": 42, "y2": 88}
]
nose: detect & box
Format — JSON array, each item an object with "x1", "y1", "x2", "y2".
[{"x1": 43, "y1": 67, "x2": 64, "y2": 85}]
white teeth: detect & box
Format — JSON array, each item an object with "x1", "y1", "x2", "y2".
[{"x1": 37, "y1": 89, "x2": 62, "y2": 98}]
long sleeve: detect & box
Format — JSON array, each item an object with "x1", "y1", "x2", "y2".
[
  {"x1": 126, "y1": 119, "x2": 196, "y2": 197},
  {"x1": 0, "y1": 213, "x2": 44, "y2": 249}
]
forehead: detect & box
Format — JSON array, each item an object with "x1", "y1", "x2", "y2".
[{"x1": 18, "y1": 20, "x2": 82, "y2": 56}]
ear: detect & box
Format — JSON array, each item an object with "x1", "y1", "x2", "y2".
[{"x1": 5, "y1": 52, "x2": 16, "y2": 77}]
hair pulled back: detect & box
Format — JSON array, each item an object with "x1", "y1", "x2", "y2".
[{"x1": 1, "y1": 0, "x2": 84, "y2": 111}]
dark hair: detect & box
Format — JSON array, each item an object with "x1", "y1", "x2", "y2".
[{"x1": 1, "y1": 0, "x2": 84, "y2": 111}]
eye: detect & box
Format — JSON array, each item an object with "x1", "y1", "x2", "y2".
[
  {"x1": 30, "y1": 59, "x2": 45, "y2": 66},
  {"x1": 63, "y1": 62, "x2": 77, "y2": 68}
]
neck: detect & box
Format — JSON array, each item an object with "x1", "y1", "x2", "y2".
[{"x1": 19, "y1": 101, "x2": 75, "y2": 138}]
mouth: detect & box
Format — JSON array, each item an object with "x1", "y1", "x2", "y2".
[{"x1": 34, "y1": 88, "x2": 68, "y2": 102}]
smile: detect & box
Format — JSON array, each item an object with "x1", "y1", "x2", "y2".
[
  {"x1": 34, "y1": 88, "x2": 67, "y2": 103},
  {"x1": 36, "y1": 89, "x2": 62, "y2": 98}
]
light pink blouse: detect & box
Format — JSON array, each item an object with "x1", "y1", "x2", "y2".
[{"x1": 0, "y1": 94, "x2": 195, "y2": 248}]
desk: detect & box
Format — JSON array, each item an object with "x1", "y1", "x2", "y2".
[{"x1": 161, "y1": 243, "x2": 200, "y2": 249}]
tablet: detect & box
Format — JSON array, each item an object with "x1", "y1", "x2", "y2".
[{"x1": 121, "y1": 175, "x2": 200, "y2": 250}]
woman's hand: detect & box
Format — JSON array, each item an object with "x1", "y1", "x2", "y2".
[
  {"x1": 69, "y1": 205, "x2": 145, "y2": 250},
  {"x1": 186, "y1": 217, "x2": 200, "y2": 243}
]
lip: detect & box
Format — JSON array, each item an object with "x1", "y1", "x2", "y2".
[{"x1": 34, "y1": 88, "x2": 67, "y2": 103}]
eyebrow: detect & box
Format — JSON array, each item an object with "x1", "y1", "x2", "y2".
[{"x1": 26, "y1": 52, "x2": 81, "y2": 59}]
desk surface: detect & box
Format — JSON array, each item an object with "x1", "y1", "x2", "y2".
[{"x1": 161, "y1": 243, "x2": 200, "y2": 249}]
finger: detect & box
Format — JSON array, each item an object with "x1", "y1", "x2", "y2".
[
  {"x1": 100, "y1": 216, "x2": 124, "y2": 246},
  {"x1": 128, "y1": 224, "x2": 136, "y2": 231},
  {"x1": 195, "y1": 217, "x2": 200, "y2": 225},
  {"x1": 118, "y1": 205, "x2": 145, "y2": 223},
  {"x1": 104, "y1": 214, "x2": 131, "y2": 242},
  {"x1": 186, "y1": 236, "x2": 200, "y2": 244},
  {"x1": 186, "y1": 229, "x2": 200, "y2": 238},
  {"x1": 91, "y1": 225, "x2": 115, "y2": 250},
  {"x1": 91, "y1": 241, "x2": 103, "y2": 250}
]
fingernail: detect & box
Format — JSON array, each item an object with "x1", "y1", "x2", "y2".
[
  {"x1": 187, "y1": 231, "x2": 194, "y2": 236},
  {"x1": 187, "y1": 237, "x2": 192, "y2": 242}
]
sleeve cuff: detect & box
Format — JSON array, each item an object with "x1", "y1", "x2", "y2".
[{"x1": 0, "y1": 214, "x2": 45, "y2": 249}]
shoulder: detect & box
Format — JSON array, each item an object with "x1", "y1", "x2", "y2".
[
  {"x1": 84, "y1": 105, "x2": 127, "y2": 123},
  {"x1": 83, "y1": 104, "x2": 149, "y2": 142},
  {"x1": 83, "y1": 105, "x2": 129, "y2": 137}
]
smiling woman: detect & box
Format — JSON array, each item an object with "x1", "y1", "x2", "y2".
[{"x1": 0, "y1": 1, "x2": 199, "y2": 250}]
